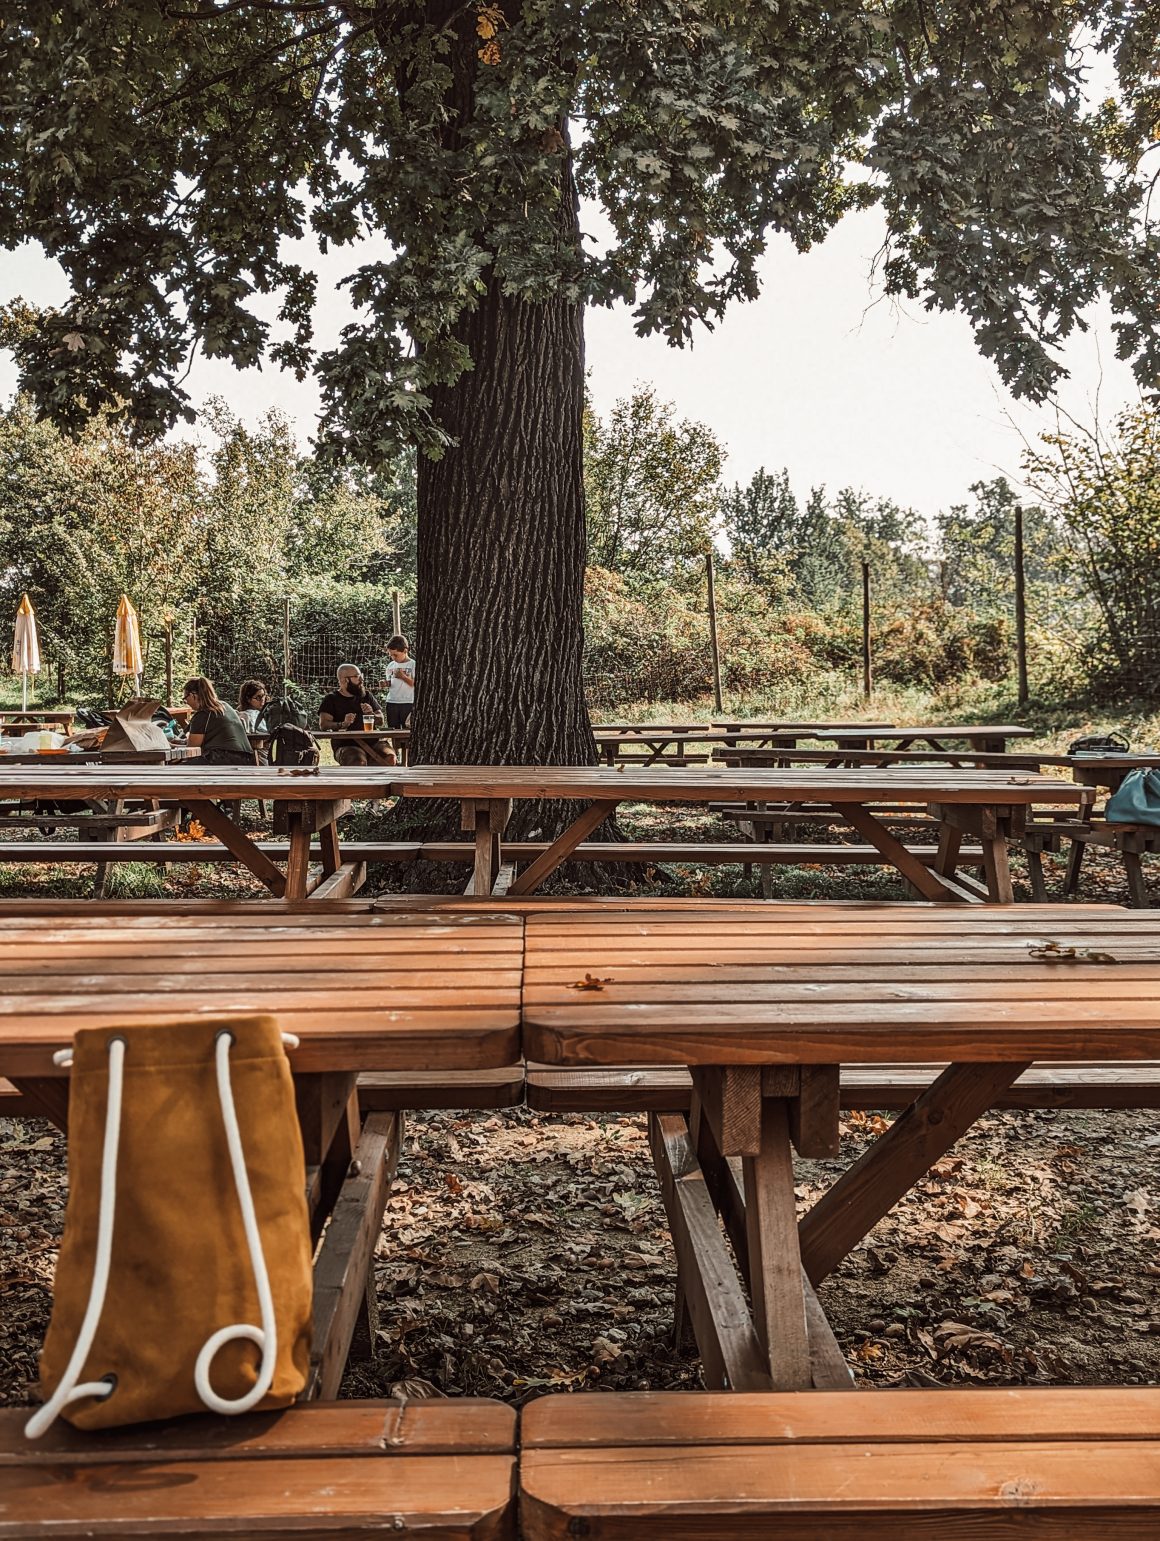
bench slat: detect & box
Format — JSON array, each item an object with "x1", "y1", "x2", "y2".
[
  {"x1": 520, "y1": 1390, "x2": 1160, "y2": 1540},
  {"x1": 0, "y1": 1400, "x2": 516, "y2": 1539},
  {"x1": 0, "y1": 1399, "x2": 515, "y2": 1462}
]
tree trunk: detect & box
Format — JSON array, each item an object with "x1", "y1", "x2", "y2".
[{"x1": 411, "y1": 156, "x2": 596, "y2": 781}]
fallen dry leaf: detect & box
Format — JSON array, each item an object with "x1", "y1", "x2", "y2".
[{"x1": 571, "y1": 973, "x2": 613, "y2": 991}]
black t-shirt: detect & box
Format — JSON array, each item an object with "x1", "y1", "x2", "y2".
[
  {"x1": 188, "y1": 703, "x2": 254, "y2": 761},
  {"x1": 319, "y1": 688, "x2": 381, "y2": 728}
]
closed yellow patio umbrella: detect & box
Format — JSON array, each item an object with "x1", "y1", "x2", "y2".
[
  {"x1": 113, "y1": 594, "x2": 144, "y2": 692},
  {"x1": 11, "y1": 594, "x2": 41, "y2": 712}
]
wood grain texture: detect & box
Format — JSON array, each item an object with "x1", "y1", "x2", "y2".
[
  {"x1": 307, "y1": 1113, "x2": 400, "y2": 1400},
  {"x1": 0, "y1": 766, "x2": 390, "y2": 801},
  {"x1": 742, "y1": 1099, "x2": 811, "y2": 1388},
  {"x1": 648, "y1": 1114, "x2": 769, "y2": 1393},
  {"x1": 0, "y1": 1398, "x2": 516, "y2": 1462},
  {"x1": 391, "y1": 764, "x2": 1079, "y2": 806},
  {"x1": 0, "y1": 912, "x2": 523, "y2": 1075},
  {"x1": 521, "y1": 908, "x2": 1160, "y2": 1065},
  {"x1": 0, "y1": 1452, "x2": 517, "y2": 1538},
  {"x1": 520, "y1": 1445, "x2": 1160, "y2": 1538},
  {"x1": 519, "y1": 1388, "x2": 1160, "y2": 1540}
]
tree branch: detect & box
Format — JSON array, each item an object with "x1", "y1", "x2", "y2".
[{"x1": 143, "y1": 14, "x2": 345, "y2": 116}]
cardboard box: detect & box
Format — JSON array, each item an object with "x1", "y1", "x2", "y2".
[{"x1": 99, "y1": 698, "x2": 172, "y2": 755}]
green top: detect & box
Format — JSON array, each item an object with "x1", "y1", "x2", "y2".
[{"x1": 189, "y1": 703, "x2": 254, "y2": 761}]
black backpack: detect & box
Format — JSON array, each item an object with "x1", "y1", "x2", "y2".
[
  {"x1": 270, "y1": 722, "x2": 319, "y2": 766},
  {"x1": 256, "y1": 693, "x2": 308, "y2": 734}
]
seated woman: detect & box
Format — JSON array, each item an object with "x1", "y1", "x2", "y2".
[
  {"x1": 183, "y1": 677, "x2": 257, "y2": 765},
  {"x1": 319, "y1": 663, "x2": 388, "y2": 766},
  {"x1": 237, "y1": 679, "x2": 270, "y2": 731}
]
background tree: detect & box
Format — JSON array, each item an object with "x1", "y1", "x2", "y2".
[
  {"x1": 1023, "y1": 406, "x2": 1160, "y2": 697},
  {"x1": 585, "y1": 387, "x2": 724, "y2": 579},
  {"x1": 5, "y1": 3, "x2": 1160, "y2": 766},
  {"x1": 937, "y1": 478, "x2": 1076, "y2": 615},
  {"x1": 0, "y1": 394, "x2": 402, "y2": 700}
]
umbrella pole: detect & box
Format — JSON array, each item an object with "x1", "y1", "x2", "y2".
[{"x1": 21, "y1": 673, "x2": 27, "y2": 712}]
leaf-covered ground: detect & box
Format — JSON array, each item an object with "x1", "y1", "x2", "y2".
[{"x1": 3, "y1": 1102, "x2": 1156, "y2": 1409}]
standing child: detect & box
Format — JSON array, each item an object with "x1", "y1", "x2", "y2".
[{"x1": 383, "y1": 635, "x2": 415, "y2": 729}]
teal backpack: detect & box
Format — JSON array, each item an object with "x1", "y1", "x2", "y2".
[{"x1": 1106, "y1": 768, "x2": 1160, "y2": 828}]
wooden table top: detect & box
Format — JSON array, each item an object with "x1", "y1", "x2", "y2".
[
  {"x1": 0, "y1": 765, "x2": 392, "y2": 800},
  {"x1": 521, "y1": 905, "x2": 1160, "y2": 1066},
  {"x1": 0, "y1": 747, "x2": 201, "y2": 767},
  {"x1": 711, "y1": 721, "x2": 897, "y2": 732},
  {"x1": 389, "y1": 765, "x2": 1086, "y2": 805},
  {"x1": 314, "y1": 729, "x2": 411, "y2": 741},
  {"x1": 746, "y1": 724, "x2": 1034, "y2": 743},
  {"x1": 0, "y1": 911, "x2": 523, "y2": 1075}
]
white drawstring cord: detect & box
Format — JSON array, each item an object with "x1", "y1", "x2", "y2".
[
  {"x1": 26, "y1": 1029, "x2": 300, "y2": 1437},
  {"x1": 24, "y1": 1038, "x2": 126, "y2": 1439},
  {"x1": 193, "y1": 1029, "x2": 278, "y2": 1415}
]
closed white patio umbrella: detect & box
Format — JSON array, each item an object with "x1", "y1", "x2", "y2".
[
  {"x1": 113, "y1": 594, "x2": 144, "y2": 693},
  {"x1": 11, "y1": 594, "x2": 41, "y2": 712}
]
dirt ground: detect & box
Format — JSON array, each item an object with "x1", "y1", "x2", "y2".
[{"x1": 3, "y1": 1100, "x2": 1156, "y2": 1409}]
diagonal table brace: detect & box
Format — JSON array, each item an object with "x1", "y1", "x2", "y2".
[
  {"x1": 507, "y1": 800, "x2": 619, "y2": 896},
  {"x1": 798, "y1": 1059, "x2": 1032, "y2": 1285},
  {"x1": 182, "y1": 799, "x2": 288, "y2": 897},
  {"x1": 831, "y1": 800, "x2": 970, "y2": 902}
]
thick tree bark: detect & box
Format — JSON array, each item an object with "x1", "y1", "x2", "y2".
[
  {"x1": 411, "y1": 310, "x2": 593, "y2": 765},
  {"x1": 411, "y1": 160, "x2": 596, "y2": 777}
]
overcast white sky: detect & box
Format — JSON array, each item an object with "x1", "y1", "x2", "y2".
[{"x1": 0, "y1": 202, "x2": 1140, "y2": 523}]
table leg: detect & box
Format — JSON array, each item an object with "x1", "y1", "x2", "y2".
[
  {"x1": 295, "y1": 1070, "x2": 400, "y2": 1400},
  {"x1": 648, "y1": 1111, "x2": 769, "y2": 1391},
  {"x1": 665, "y1": 1074, "x2": 849, "y2": 1390},
  {"x1": 934, "y1": 823, "x2": 962, "y2": 880},
  {"x1": 9, "y1": 1077, "x2": 69, "y2": 1132},
  {"x1": 743, "y1": 1098, "x2": 812, "y2": 1386},
  {"x1": 980, "y1": 808, "x2": 1016, "y2": 903},
  {"x1": 284, "y1": 810, "x2": 313, "y2": 900},
  {"x1": 318, "y1": 819, "x2": 342, "y2": 878}
]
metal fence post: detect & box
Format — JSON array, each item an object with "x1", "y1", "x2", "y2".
[
  {"x1": 706, "y1": 549, "x2": 723, "y2": 713},
  {"x1": 1014, "y1": 504, "x2": 1029, "y2": 706}
]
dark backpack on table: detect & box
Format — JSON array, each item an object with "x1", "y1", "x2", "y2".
[
  {"x1": 256, "y1": 694, "x2": 308, "y2": 735},
  {"x1": 270, "y1": 723, "x2": 319, "y2": 767}
]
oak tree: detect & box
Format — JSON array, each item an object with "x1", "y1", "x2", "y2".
[{"x1": 3, "y1": 1, "x2": 1160, "y2": 764}]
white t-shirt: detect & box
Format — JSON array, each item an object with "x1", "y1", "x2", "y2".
[{"x1": 385, "y1": 657, "x2": 416, "y2": 703}]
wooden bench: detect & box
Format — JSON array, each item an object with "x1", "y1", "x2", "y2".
[
  {"x1": 519, "y1": 1388, "x2": 1160, "y2": 1537},
  {"x1": 0, "y1": 1398, "x2": 517, "y2": 1539},
  {"x1": 15, "y1": 1060, "x2": 1160, "y2": 1123},
  {"x1": 525, "y1": 1061, "x2": 1160, "y2": 1112}
]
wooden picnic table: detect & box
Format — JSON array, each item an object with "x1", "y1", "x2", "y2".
[
  {"x1": 389, "y1": 764, "x2": 1087, "y2": 902},
  {"x1": 731, "y1": 724, "x2": 1035, "y2": 753},
  {"x1": 0, "y1": 765, "x2": 392, "y2": 901},
  {"x1": 593, "y1": 722, "x2": 703, "y2": 735},
  {"x1": 521, "y1": 903, "x2": 1160, "y2": 1391},
  {"x1": 593, "y1": 727, "x2": 721, "y2": 766},
  {"x1": 314, "y1": 728, "x2": 410, "y2": 766},
  {"x1": 0, "y1": 709, "x2": 75, "y2": 731},
  {"x1": 0, "y1": 907, "x2": 522, "y2": 1404}
]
